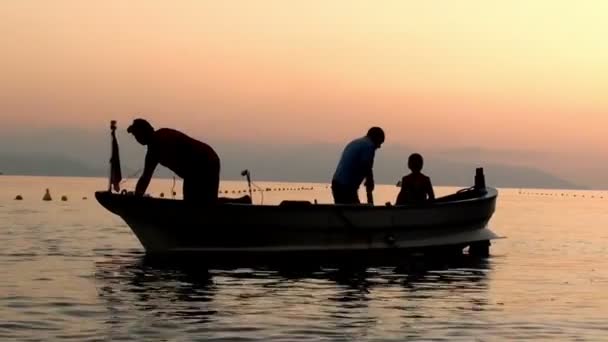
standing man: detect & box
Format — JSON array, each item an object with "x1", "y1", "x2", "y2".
[
  {"x1": 331, "y1": 127, "x2": 385, "y2": 204},
  {"x1": 127, "y1": 118, "x2": 221, "y2": 204}
]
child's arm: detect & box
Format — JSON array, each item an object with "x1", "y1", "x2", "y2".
[
  {"x1": 426, "y1": 177, "x2": 435, "y2": 201},
  {"x1": 395, "y1": 177, "x2": 406, "y2": 205}
]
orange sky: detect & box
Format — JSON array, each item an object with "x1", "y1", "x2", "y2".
[{"x1": 1, "y1": 0, "x2": 607, "y2": 154}]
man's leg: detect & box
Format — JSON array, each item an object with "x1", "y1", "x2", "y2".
[
  {"x1": 345, "y1": 187, "x2": 360, "y2": 204},
  {"x1": 182, "y1": 178, "x2": 197, "y2": 202},
  {"x1": 183, "y1": 179, "x2": 217, "y2": 204},
  {"x1": 332, "y1": 181, "x2": 360, "y2": 204},
  {"x1": 331, "y1": 180, "x2": 346, "y2": 204},
  {"x1": 200, "y1": 169, "x2": 219, "y2": 204}
]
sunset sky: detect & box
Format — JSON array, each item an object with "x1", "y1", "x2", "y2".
[{"x1": 1, "y1": 1, "x2": 607, "y2": 167}]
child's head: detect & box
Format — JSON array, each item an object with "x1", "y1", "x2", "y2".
[{"x1": 408, "y1": 153, "x2": 424, "y2": 172}]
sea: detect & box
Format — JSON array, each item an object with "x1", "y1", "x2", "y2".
[{"x1": 1, "y1": 175, "x2": 608, "y2": 341}]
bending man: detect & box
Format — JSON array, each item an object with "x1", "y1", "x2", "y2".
[{"x1": 127, "y1": 118, "x2": 220, "y2": 204}]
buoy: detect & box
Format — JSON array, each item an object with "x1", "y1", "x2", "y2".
[
  {"x1": 82, "y1": 197, "x2": 87, "y2": 200},
  {"x1": 42, "y1": 189, "x2": 52, "y2": 201},
  {"x1": 14, "y1": 195, "x2": 23, "y2": 200},
  {"x1": 61, "y1": 195, "x2": 68, "y2": 201},
  {"x1": 160, "y1": 192, "x2": 165, "y2": 198}
]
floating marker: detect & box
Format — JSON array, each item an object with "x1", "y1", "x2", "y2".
[
  {"x1": 14, "y1": 195, "x2": 23, "y2": 200},
  {"x1": 42, "y1": 189, "x2": 52, "y2": 201},
  {"x1": 61, "y1": 195, "x2": 68, "y2": 201}
]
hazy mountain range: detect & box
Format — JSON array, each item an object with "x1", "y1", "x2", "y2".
[{"x1": 0, "y1": 128, "x2": 583, "y2": 189}]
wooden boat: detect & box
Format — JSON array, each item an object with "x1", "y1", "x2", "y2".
[{"x1": 95, "y1": 121, "x2": 500, "y2": 266}]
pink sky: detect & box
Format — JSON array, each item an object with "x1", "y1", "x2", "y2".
[{"x1": 1, "y1": 0, "x2": 607, "y2": 157}]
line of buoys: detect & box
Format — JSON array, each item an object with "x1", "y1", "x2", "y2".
[
  {"x1": 216, "y1": 186, "x2": 315, "y2": 194},
  {"x1": 160, "y1": 186, "x2": 319, "y2": 197},
  {"x1": 10, "y1": 185, "x2": 323, "y2": 201},
  {"x1": 518, "y1": 191, "x2": 605, "y2": 199},
  {"x1": 43, "y1": 189, "x2": 52, "y2": 201}
]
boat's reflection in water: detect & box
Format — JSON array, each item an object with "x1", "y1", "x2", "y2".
[{"x1": 95, "y1": 250, "x2": 492, "y2": 331}]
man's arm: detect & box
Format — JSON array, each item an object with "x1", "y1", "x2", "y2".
[
  {"x1": 362, "y1": 147, "x2": 376, "y2": 192},
  {"x1": 135, "y1": 150, "x2": 158, "y2": 196},
  {"x1": 364, "y1": 169, "x2": 375, "y2": 192},
  {"x1": 426, "y1": 177, "x2": 435, "y2": 201}
]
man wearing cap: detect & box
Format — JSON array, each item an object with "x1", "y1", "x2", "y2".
[
  {"x1": 127, "y1": 118, "x2": 220, "y2": 204},
  {"x1": 331, "y1": 127, "x2": 385, "y2": 204}
]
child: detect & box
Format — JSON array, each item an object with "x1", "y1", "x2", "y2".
[{"x1": 395, "y1": 153, "x2": 435, "y2": 205}]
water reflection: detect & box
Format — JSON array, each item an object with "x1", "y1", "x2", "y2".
[
  {"x1": 95, "y1": 253, "x2": 492, "y2": 326},
  {"x1": 95, "y1": 252, "x2": 217, "y2": 328}
]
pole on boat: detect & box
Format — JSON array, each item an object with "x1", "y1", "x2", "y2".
[
  {"x1": 108, "y1": 120, "x2": 122, "y2": 193},
  {"x1": 241, "y1": 169, "x2": 253, "y2": 200}
]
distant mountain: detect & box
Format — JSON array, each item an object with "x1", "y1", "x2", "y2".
[
  {"x1": 0, "y1": 142, "x2": 584, "y2": 189},
  {"x1": 218, "y1": 143, "x2": 584, "y2": 189},
  {"x1": 0, "y1": 153, "x2": 98, "y2": 177}
]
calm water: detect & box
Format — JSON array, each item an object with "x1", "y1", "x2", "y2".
[{"x1": 1, "y1": 176, "x2": 608, "y2": 341}]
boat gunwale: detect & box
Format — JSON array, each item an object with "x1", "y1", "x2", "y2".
[{"x1": 94, "y1": 187, "x2": 497, "y2": 213}]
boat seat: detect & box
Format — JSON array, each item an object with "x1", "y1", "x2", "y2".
[
  {"x1": 279, "y1": 200, "x2": 312, "y2": 207},
  {"x1": 218, "y1": 195, "x2": 252, "y2": 205}
]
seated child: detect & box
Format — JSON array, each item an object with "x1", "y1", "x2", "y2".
[{"x1": 395, "y1": 153, "x2": 435, "y2": 205}]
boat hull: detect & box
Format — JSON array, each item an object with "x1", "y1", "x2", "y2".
[{"x1": 95, "y1": 188, "x2": 499, "y2": 263}]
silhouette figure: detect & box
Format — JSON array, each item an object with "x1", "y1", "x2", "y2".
[
  {"x1": 127, "y1": 119, "x2": 220, "y2": 204},
  {"x1": 395, "y1": 153, "x2": 435, "y2": 205},
  {"x1": 331, "y1": 127, "x2": 385, "y2": 204}
]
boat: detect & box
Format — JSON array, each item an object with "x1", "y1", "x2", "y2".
[{"x1": 95, "y1": 121, "x2": 500, "y2": 266}]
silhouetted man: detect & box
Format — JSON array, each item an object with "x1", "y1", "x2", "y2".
[
  {"x1": 331, "y1": 127, "x2": 385, "y2": 204},
  {"x1": 127, "y1": 119, "x2": 220, "y2": 204}
]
